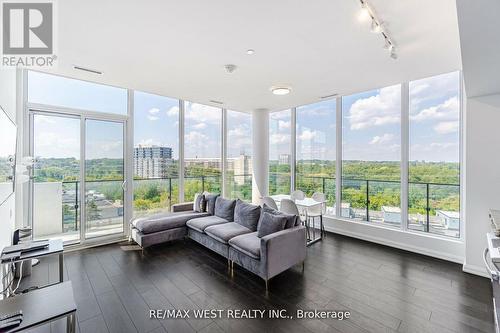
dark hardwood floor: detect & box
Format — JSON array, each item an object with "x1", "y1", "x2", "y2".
[{"x1": 18, "y1": 233, "x2": 494, "y2": 333}]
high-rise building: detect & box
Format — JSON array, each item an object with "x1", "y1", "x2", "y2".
[
  {"x1": 134, "y1": 146, "x2": 173, "y2": 178},
  {"x1": 279, "y1": 153, "x2": 291, "y2": 165},
  {"x1": 232, "y1": 154, "x2": 252, "y2": 185}
]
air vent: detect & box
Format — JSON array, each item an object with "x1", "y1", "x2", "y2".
[
  {"x1": 209, "y1": 100, "x2": 224, "y2": 105},
  {"x1": 320, "y1": 93, "x2": 338, "y2": 99},
  {"x1": 73, "y1": 65, "x2": 103, "y2": 75}
]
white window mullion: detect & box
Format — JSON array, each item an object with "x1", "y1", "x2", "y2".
[
  {"x1": 125, "y1": 89, "x2": 134, "y2": 235},
  {"x1": 401, "y1": 82, "x2": 409, "y2": 231},
  {"x1": 221, "y1": 108, "x2": 227, "y2": 197},
  {"x1": 335, "y1": 97, "x2": 342, "y2": 217},
  {"x1": 291, "y1": 107, "x2": 297, "y2": 192},
  {"x1": 179, "y1": 100, "x2": 185, "y2": 202}
]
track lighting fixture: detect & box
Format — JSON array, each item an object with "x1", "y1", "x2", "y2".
[{"x1": 358, "y1": 0, "x2": 397, "y2": 60}]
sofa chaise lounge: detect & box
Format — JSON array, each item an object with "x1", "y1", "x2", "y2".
[{"x1": 130, "y1": 194, "x2": 306, "y2": 289}]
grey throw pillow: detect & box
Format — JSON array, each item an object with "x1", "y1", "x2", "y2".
[
  {"x1": 257, "y1": 212, "x2": 287, "y2": 238},
  {"x1": 214, "y1": 197, "x2": 236, "y2": 221},
  {"x1": 258, "y1": 203, "x2": 298, "y2": 229},
  {"x1": 193, "y1": 193, "x2": 205, "y2": 212},
  {"x1": 234, "y1": 199, "x2": 261, "y2": 231},
  {"x1": 205, "y1": 194, "x2": 220, "y2": 215}
]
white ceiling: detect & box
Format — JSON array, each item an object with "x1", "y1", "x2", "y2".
[
  {"x1": 456, "y1": 0, "x2": 500, "y2": 98},
  {"x1": 42, "y1": 0, "x2": 462, "y2": 112}
]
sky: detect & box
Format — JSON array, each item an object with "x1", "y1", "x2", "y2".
[
  {"x1": 29, "y1": 70, "x2": 460, "y2": 164},
  {"x1": 270, "y1": 71, "x2": 460, "y2": 163}
]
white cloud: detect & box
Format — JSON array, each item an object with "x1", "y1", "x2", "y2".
[
  {"x1": 136, "y1": 138, "x2": 161, "y2": 147},
  {"x1": 348, "y1": 85, "x2": 401, "y2": 130},
  {"x1": 270, "y1": 133, "x2": 289, "y2": 145},
  {"x1": 278, "y1": 120, "x2": 290, "y2": 130},
  {"x1": 369, "y1": 133, "x2": 394, "y2": 145},
  {"x1": 147, "y1": 115, "x2": 159, "y2": 121},
  {"x1": 166, "y1": 106, "x2": 179, "y2": 117},
  {"x1": 410, "y1": 96, "x2": 459, "y2": 122},
  {"x1": 193, "y1": 123, "x2": 207, "y2": 130},
  {"x1": 434, "y1": 121, "x2": 459, "y2": 134},
  {"x1": 185, "y1": 131, "x2": 209, "y2": 144},
  {"x1": 185, "y1": 103, "x2": 221, "y2": 125},
  {"x1": 270, "y1": 110, "x2": 290, "y2": 120},
  {"x1": 410, "y1": 71, "x2": 459, "y2": 110},
  {"x1": 298, "y1": 129, "x2": 317, "y2": 141},
  {"x1": 148, "y1": 108, "x2": 160, "y2": 115}
]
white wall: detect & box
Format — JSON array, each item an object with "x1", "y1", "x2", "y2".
[
  {"x1": 324, "y1": 217, "x2": 465, "y2": 263},
  {"x1": 0, "y1": 68, "x2": 17, "y2": 254},
  {"x1": 463, "y1": 94, "x2": 500, "y2": 276}
]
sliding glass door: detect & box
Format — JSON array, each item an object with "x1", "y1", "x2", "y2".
[
  {"x1": 84, "y1": 119, "x2": 125, "y2": 239},
  {"x1": 31, "y1": 113, "x2": 127, "y2": 244},
  {"x1": 32, "y1": 113, "x2": 82, "y2": 243}
]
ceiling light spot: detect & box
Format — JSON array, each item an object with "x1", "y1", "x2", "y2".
[
  {"x1": 224, "y1": 64, "x2": 237, "y2": 73},
  {"x1": 271, "y1": 87, "x2": 291, "y2": 96},
  {"x1": 246, "y1": 49, "x2": 255, "y2": 55},
  {"x1": 358, "y1": 3, "x2": 370, "y2": 21}
]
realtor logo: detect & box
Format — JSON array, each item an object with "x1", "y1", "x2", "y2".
[{"x1": 1, "y1": 1, "x2": 57, "y2": 67}]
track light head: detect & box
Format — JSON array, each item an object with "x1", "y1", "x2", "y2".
[
  {"x1": 358, "y1": 3, "x2": 371, "y2": 21},
  {"x1": 370, "y1": 19, "x2": 382, "y2": 33}
]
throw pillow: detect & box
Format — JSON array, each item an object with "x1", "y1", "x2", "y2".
[
  {"x1": 214, "y1": 197, "x2": 236, "y2": 221},
  {"x1": 205, "y1": 194, "x2": 220, "y2": 215},
  {"x1": 258, "y1": 203, "x2": 298, "y2": 229},
  {"x1": 193, "y1": 193, "x2": 205, "y2": 212},
  {"x1": 234, "y1": 199, "x2": 261, "y2": 231},
  {"x1": 257, "y1": 212, "x2": 287, "y2": 238}
]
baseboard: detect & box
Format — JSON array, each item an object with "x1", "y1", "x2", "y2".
[
  {"x1": 463, "y1": 263, "x2": 489, "y2": 278},
  {"x1": 324, "y1": 224, "x2": 464, "y2": 264}
]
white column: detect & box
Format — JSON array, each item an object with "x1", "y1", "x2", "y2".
[{"x1": 252, "y1": 109, "x2": 269, "y2": 204}]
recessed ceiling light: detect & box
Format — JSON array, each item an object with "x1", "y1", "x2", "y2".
[
  {"x1": 271, "y1": 87, "x2": 291, "y2": 96},
  {"x1": 246, "y1": 49, "x2": 255, "y2": 55}
]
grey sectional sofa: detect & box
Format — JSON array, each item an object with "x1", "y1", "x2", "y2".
[{"x1": 130, "y1": 194, "x2": 306, "y2": 289}]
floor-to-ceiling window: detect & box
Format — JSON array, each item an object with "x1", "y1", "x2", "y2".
[
  {"x1": 269, "y1": 109, "x2": 292, "y2": 195},
  {"x1": 226, "y1": 110, "x2": 252, "y2": 201},
  {"x1": 133, "y1": 91, "x2": 179, "y2": 218},
  {"x1": 184, "y1": 102, "x2": 222, "y2": 200},
  {"x1": 28, "y1": 71, "x2": 128, "y2": 243},
  {"x1": 408, "y1": 71, "x2": 460, "y2": 237},
  {"x1": 296, "y1": 100, "x2": 336, "y2": 213},
  {"x1": 341, "y1": 85, "x2": 401, "y2": 226}
]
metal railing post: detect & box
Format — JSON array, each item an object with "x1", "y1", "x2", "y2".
[
  {"x1": 168, "y1": 177, "x2": 172, "y2": 210},
  {"x1": 75, "y1": 181, "x2": 79, "y2": 231},
  {"x1": 322, "y1": 177, "x2": 325, "y2": 194},
  {"x1": 202, "y1": 176, "x2": 205, "y2": 192},
  {"x1": 426, "y1": 183, "x2": 430, "y2": 232},
  {"x1": 366, "y1": 180, "x2": 370, "y2": 221}
]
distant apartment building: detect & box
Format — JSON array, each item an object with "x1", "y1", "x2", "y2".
[
  {"x1": 231, "y1": 154, "x2": 253, "y2": 185},
  {"x1": 134, "y1": 146, "x2": 173, "y2": 178},
  {"x1": 184, "y1": 154, "x2": 252, "y2": 185},
  {"x1": 279, "y1": 154, "x2": 291, "y2": 165}
]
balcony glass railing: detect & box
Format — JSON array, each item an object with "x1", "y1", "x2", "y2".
[
  {"x1": 35, "y1": 175, "x2": 460, "y2": 241},
  {"x1": 295, "y1": 174, "x2": 460, "y2": 238}
]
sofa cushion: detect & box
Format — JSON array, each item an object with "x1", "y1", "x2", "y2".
[
  {"x1": 186, "y1": 215, "x2": 228, "y2": 233},
  {"x1": 229, "y1": 232, "x2": 260, "y2": 259},
  {"x1": 204, "y1": 193, "x2": 220, "y2": 215},
  {"x1": 234, "y1": 200, "x2": 261, "y2": 231},
  {"x1": 132, "y1": 211, "x2": 209, "y2": 234},
  {"x1": 257, "y1": 212, "x2": 287, "y2": 238},
  {"x1": 214, "y1": 197, "x2": 236, "y2": 221},
  {"x1": 193, "y1": 193, "x2": 206, "y2": 212},
  {"x1": 259, "y1": 203, "x2": 298, "y2": 229},
  {"x1": 205, "y1": 222, "x2": 252, "y2": 244}
]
